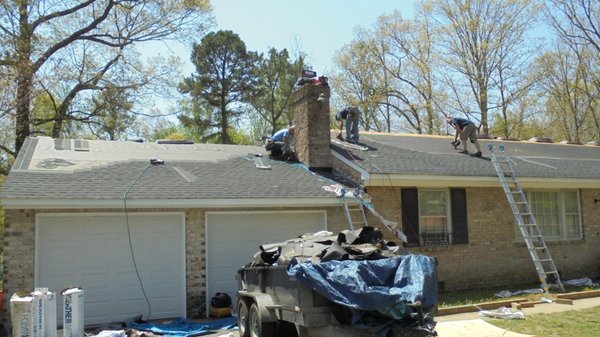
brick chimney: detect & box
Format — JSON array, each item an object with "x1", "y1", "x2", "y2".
[{"x1": 292, "y1": 84, "x2": 331, "y2": 169}]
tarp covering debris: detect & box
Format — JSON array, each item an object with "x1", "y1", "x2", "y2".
[{"x1": 287, "y1": 254, "x2": 438, "y2": 313}]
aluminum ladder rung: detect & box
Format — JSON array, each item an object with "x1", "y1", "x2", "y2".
[
  {"x1": 488, "y1": 144, "x2": 565, "y2": 293},
  {"x1": 343, "y1": 196, "x2": 368, "y2": 231}
]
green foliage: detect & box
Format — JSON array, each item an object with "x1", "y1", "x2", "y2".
[
  {"x1": 248, "y1": 48, "x2": 305, "y2": 137},
  {"x1": 181, "y1": 30, "x2": 261, "y2": 144}
]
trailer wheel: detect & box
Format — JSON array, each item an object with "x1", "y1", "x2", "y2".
[
  {"x1": 249, "y1": 303, "x2": 275, "y2": 337},
  {"x1": 237, "y1": 299, "x2": 250, "y2": 337}
]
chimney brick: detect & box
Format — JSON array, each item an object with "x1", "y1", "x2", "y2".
[{"x1": 292, "y1": 85, "x2": 331, "y2": 169}]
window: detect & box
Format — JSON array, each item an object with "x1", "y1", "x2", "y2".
[
  {"x1": 418, "y1": 190, "x2": 450, "y2": 245},
  {"x1": 526, "y1": 190, "x2": 581, "y2": 240},
  {"x1": 402, "y1": 188, "x2": 468, "y2": 246}
]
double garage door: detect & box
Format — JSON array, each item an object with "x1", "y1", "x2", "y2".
[
  {"x1": 35, "y1": 211, "x2": 326, "y2": 325},
  {"x1": 35, "y1": 213, "x2": 186, "y2": 325}
]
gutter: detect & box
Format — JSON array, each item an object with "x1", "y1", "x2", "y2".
[{"x1": 0, "y1": 197, "x2": 346, "y2": 210}]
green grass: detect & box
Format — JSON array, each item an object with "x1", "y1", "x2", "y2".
[
  {"x1": 489, "y1": 306, "x2": 600, "y2": 337},
  {"x1": 438, "y1": 283, "x2": 599, "y2": 307}
]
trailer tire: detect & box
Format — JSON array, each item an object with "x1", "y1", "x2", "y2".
[
  {"x1": 237, "y1": 299, "x2": 250, "y2": 337},
  {"x1": 249, "y1": 303, "x2": 275, "y2": 337}
]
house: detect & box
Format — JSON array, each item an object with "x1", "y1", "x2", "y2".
[
  {"x1": 331, "y1": 132, "x2": 600, "y2": 291},
  {"x1": 2, "y1": 81, "x2": 600, "y2": 328},
  {"x1": 0, "y1": 85, "x2": 356, "y2": 326}
]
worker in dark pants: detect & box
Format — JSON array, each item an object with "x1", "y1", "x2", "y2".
[
  {"x1": 335, "y1": 106, "x2": 360, "y2": 143},
  {"x1": 265, "y1": 126, "x2": 297, "y2": 161},
  {"x1": 446, "y1": 116, "x2": 482, "y2": 157}
]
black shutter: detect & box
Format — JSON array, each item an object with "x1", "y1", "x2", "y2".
[
  {"x1": 451, "y1": 188, "x2": 469, "y2": 244},
  {"x1": 401, "y1": 188, "x2": 420, "y2": 246}
]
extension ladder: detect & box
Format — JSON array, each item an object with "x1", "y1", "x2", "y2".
[
  {"x1": 487, "y1": 144, "x2": 565, "y2": 293},
  {"x1": 342, "y1": 193, "x2": 368, "y2": 231}
]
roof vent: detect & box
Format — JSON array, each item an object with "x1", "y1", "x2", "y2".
[
  {"x1": 528, "y1": 137, "x2": 554, "y2": 143},
  {"x1": 156, "y1": 139, "x2": 194, "y2": 145},
  {"x1": 586, "y1": 141, "x2": 600, "y2": 146}
]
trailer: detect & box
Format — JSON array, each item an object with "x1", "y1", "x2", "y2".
[{"x1": 236, "y1": 254, "x2": 438, "y2": 337}]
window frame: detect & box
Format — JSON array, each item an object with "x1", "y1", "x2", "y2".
[
  {"x1": 417, "y1": 188, "x2": 452, "y2": 246},
  {"x1": 524, "y1": 189, "x2": 582, "y2": 241}
]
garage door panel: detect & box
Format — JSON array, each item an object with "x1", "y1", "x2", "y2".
[
  {"x1": 206, "y1": 211, "x2": 325, "y2": 313},
  {"x1": 36, "y1": 213, "x2": 185, "y2": 325}
]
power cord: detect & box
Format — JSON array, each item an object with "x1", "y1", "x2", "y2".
[{"x1": 122, "y1": 159, "x2": 164, "y2": 320}]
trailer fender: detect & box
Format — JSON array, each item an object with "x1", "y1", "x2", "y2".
[{"x1": 238, "y1": 292, "x2": 278, "y2": 323}]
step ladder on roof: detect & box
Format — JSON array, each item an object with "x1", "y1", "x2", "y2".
[
  {"x1": 487, "y1": 144, "x2": 565, "y2": 293},
  {"x1": 342, "y1": 193, "x2": 368, "y2": 231}
]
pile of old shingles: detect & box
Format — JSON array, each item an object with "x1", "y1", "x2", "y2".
[{"x1": 251, "y1": 226, "x2": 407, "y2": 266}]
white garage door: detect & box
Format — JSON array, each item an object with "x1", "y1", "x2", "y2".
[
  {"x1": 35, "y1": 213, "x2": 186, "y2": 325},
  {"x1": 205, "y1": 211, "x2": 326, "y2": 313}
]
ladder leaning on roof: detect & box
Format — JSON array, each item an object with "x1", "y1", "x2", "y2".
[
  {"x1": 487, "y1": 144, "x2": 565, "y2": 293},
  {"x1": 342, "y1": 192, "x2": 368, "y2": 231}
]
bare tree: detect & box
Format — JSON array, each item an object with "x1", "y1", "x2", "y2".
[
  {"x1": 545, "y1": 0, "x2": 600, "y2": 139},
  {"x1": 429, "y1": 0, "x2": 538, "y2": 134},
  {"x1": 0, "y1": 0, "x2": 212, "y2": 158}
]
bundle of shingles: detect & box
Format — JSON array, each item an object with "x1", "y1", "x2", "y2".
[{"x1": 250, "y1": 226, "x2": 408, "y2": 267}]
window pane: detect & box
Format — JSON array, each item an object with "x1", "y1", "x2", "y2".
[
  {"x1": 419, "y1": 190, "x2": 449, "y2": 245},
  {"x1": 563, "y1": 191, "x2": 580, "y2": 239},
  {"x1": 529, "y1": 191, "x2": 560, "y2": 238},
  {"x1": 419, "y1": 190, "x2": 447, "y2": 216}
]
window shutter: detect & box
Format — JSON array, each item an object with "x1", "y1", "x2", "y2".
[
  {"x1": 401, "y1": 188, "x2": 420, "y2": 246},
  {"x1": 451, "y1": 188, "x2": 469, "y2": 244}
]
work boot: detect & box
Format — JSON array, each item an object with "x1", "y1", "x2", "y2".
[{"x1": 474, "y1": 151, "x2": 482, "y2": 157}]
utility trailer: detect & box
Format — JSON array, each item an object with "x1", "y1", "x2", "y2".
[{"x1": 237, "y1": 262, "x2": 436, "y2": 337}]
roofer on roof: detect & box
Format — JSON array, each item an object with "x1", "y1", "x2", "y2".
[
  {"x1": 336, "y1": 106, "x2": 360, "y2": 143},
  {"x1": 265, "y1": 126, "x2": 298, "y2": 161},
  {"x1": 446, "y1": 116, "x2": 482, "y2": 157}
]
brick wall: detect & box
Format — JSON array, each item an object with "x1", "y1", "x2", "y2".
[
  {"x1": 366, "y1": 186, "x2": 600, "y2": 291},
  {"x1": 2, "y1": 206, "x2": 344, "y2": 322},
  {"x1": 292, "y1": 85, "x2": 332, "y2": 169}
]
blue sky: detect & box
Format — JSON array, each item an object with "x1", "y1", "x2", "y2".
[{"x1": 211, "y1": 1, "x2": 414, "y2": 76}]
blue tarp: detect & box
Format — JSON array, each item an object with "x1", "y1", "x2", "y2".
[
  {"x1": 127, "y1": 316, "x2": 237, "y2": 337},
  {"x1": 287, "y1": 254, "x2": 438, "y2": 313}
]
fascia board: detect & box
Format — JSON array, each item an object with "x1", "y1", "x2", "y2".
[
  {"x1": 331, "y1": 150, "x2": 371, "y2": 181},
  {"x1": 1, "y1": 197, "x2": 344, "y2": 210},
  {"x1": 364, "y1": 174, "x2": 600, "y2": 189}
]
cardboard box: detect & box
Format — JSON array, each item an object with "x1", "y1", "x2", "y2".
[
  {"x1": 10, "y1": 292, "x2": 35, "y2": 337},
  {"x1": 61, "y1": 288, "x2": 84, "y2": 337}
]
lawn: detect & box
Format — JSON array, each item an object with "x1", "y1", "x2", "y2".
[
  {"x1": 437, "y1": 283, "x2": 600, "y2": 336},
  {"x1": 489, "y1": 305, "x2": 600, "y2": 337},
  {"x1": 438, "y1": 283, "x2": 598, "y2": 307}
]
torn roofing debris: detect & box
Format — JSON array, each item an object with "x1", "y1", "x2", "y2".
[{"x1": 243, "y1": 228, "x2": 439, "y2": 335}]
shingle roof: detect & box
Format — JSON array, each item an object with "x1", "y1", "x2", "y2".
[
  {"x1": 2, "y1": 137, "x2": 339, "y2": 201},
  {"x1": 332, "y1": 132, "x2": 600, "y2": 180}
]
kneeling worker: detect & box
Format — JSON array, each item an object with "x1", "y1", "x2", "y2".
[
  {"x1": 265, "y1": 126, "x2": 297, "y2": 161},
  {"x1": 446, "y1": 116, "x2": 482, "y2": 157}
]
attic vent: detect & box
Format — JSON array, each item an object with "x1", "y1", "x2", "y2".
[
  {"x1": 157, "y1": 140, "x2": 194, "y2": 145},
  {"x1": 528, "y1": 137, "x2": 554, "y2": 143},
  {"x1": 73, "y1": 139, "x2": 90, "y2": 151},
  {"x1": 54, "y1": 139, "x2": 71, "y2": 150}
]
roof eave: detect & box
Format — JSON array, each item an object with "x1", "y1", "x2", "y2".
[
  {"x1": 0, "y1": 197, "x2": 343, "y2": 210},
  {"x1": 364, "y1": 174, "x2": 600, "y2": 189}
]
